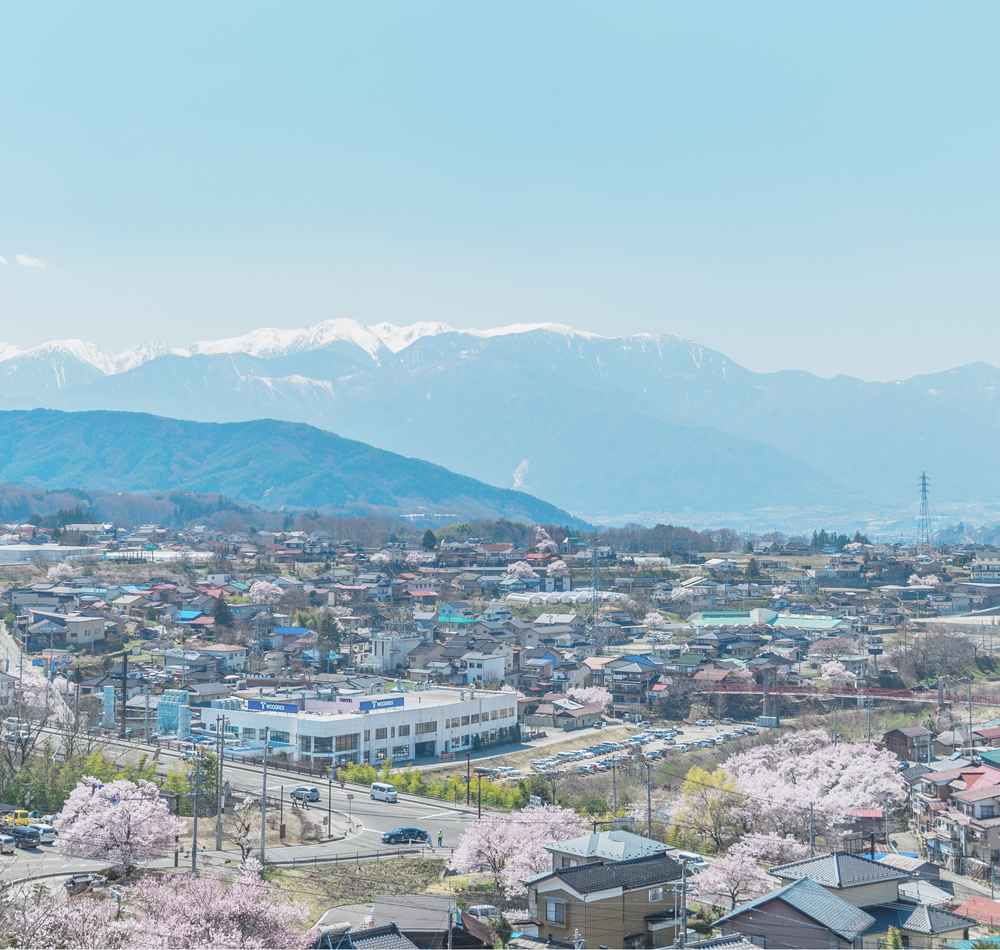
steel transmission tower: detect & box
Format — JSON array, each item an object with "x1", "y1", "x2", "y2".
[
  {"x1": 917, "y1": 472, "x2": 931, "y2": 549},
  {"x1": 589, "y1": 533, "x2": 602, "y2": 647}
]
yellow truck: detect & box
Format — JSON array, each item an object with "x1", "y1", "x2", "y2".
[{"x1": 1, "y1": 810, "x2": 31, "y2": 827}]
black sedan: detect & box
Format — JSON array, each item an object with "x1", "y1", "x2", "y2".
[{"x1": 381, "y1": 827, "x2": 428, "y2": 845}]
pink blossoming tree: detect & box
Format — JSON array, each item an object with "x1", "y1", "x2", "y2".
[
  {"x1": 47, "y1": 561, "x2": 74, "y2": 581},
  {"x1": 546, "y1": 559, "x2": 570, "y2": 578},
  {"x1": 56, "y1": 776, "x2": 186, "y2": 876},
  {"x1": 694, "y1": 849, "x2": 771, "y2": 910},
  {"x1": 820, "y1": 661, "x2": 856, "y2": 688},
  {"x1": 449, "y1": 805, "x2": 587, "y2": 894},
  {"x1": 505, "y1": 560, "x2": 538, "y2": 580},
  {"x1": 249, "y1": 581, "x2": 283, "y2": 605},
  {"x1": 567, "y1": 687, "x2": 613, "y2": 711},
  {"x1": 128, "y1": 857, "x2": 314, "y2": 949}
]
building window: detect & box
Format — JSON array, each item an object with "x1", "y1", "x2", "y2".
[
  {"x1": 271, "y1": 731, "x2": 290, "y2": 744},
  {"x1": 490, "y1": 710, "x2": 499, "y2": 720},
  {"x1": 461, "y1": 734, "x2": 470, "y2": 746},
  {"x1": 374, "y1": 747, "x2": 388, "y2": 761},
  {"x1": 299, "y1": 736, "x2": 312, "y2": 751},
  {"x1": 415, "y1": 721, "x2": 437, "y2": 735},
  {"x1": 392, "y1": 744, "x2": 410, "y2": 758},
  {"x1": 243, "y1": 728, "x2": 256, "y2": 740},
  {"x1": 471, "y1": 714, "x2": 480, "y2": 724},
  {"x1": 335, "y1": 733, "x2": 359, "y2": 752},
  {"x1": 398, "y1": 724, "x2": 410, "y2": 737},
  {"x1": 364, "y1": 730, "x2": 370, "y2": 742},
  {"x1": 462, "y1": 716, "x2": 470, "y2": 726},
  {"x1": 314, "y1": 736, "x2": 333, "y2": 753},
  {"x1": 649, "y1": 887, "x2": 664, "y2": 902},
  {"x1": 545, "y1": 902, "x2": 565, "y2": 924},
  {"x1": 375, "y1": 727, "x2": 387, "y2": 740}
]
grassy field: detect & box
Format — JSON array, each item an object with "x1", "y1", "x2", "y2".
[{"x1": 273, "y1": 857, "x2": 446, "y2": 924}]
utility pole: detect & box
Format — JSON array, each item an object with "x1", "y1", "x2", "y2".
[
  {"x1": 809, "y1": 803, "x2": 814, "y2": 857},
  {"x1": 646, "y1": 764, "x2": 653, "y2": 839},
  {"x1": 612, "y1": 762, "x2": 618, "y2": 814},
  {"x1": 477, "y1": 774, "x2": 482, "y2": 819},
  {"x1": 216, "y1": 715, "x2": 227, "y2": 850},
  {"x1": 884, "y1": 792, "x2": 890, "y2": 846},
  {"x1": 260, "y1": 726, "x2": 270, "y2": 864},
  {"x1": 466, "y1": 752, "x2": 471, "y2": 805},
  {"x1": 833, "y1": 705, "x2": 837, "y2": 746},
  {"x1": 191, "y1": 752, "x2": 202, "y2": 873},
  {"x1": 678, "y1": 859, "x2": 688, "y2": 948}
]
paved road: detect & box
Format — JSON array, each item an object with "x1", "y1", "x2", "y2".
[{"x1": 2, "y1": 734, "x2": 481, "y2": 883}]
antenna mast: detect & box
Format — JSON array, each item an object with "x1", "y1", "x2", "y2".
[
  {"x1": 590, "y1": 533, "x2": 602, "y2": 648},
  {"x1": 917, "y1": 472, "x2": 931, "y2": 549}
]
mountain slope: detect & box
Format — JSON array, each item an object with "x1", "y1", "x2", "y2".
[
  {"x1": 3, "y1": 319, "x2": 997, "y2": 524},
  {"x1": 0, "y1": 409, "x2": 584, "y2": 524}
]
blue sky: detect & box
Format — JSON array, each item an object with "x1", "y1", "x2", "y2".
[{"x1": 1, "y1": 2, "x2": 997, "y2": 380}]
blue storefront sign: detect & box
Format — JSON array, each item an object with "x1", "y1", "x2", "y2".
[
  {"x1": 248, "y1": 699, "x2": 300, "y2": 714},
  {"x1": 359, "y1": 696, "x2": 404, "y2": 711}
]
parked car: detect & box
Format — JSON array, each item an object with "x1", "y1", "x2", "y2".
[
  {"x1": 28, "y1": 823, "x2": 56, "y2": 843},
  {"x1": 696, "y1": 719, "x2": 715, "y2": 726},
  {"x1": 7, "y1": 826, "x2": 41, "y2": 849},
  {"x1": 676, "y1": 850, "x2": 708, "y2": 870},
  {"x1": 381, "y1": 827, "x2": 428, "y2": 844}
]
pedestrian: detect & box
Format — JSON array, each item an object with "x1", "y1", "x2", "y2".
[{"x1": 437, "y1": 829, "x2": 443, "y2": 847}]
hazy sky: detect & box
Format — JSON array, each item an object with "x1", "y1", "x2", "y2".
[{"x1": 1, "y1": 3, "x2": 998, "y2": 381}]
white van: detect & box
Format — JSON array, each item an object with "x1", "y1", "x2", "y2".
[
  {"x1": 0, "y1": 835, "x2": 14, "y2": 854},
  {"x1": 29, "y1": 824, "x2": 56, "y2": 844},
  {"x1": 370, "y1": 782, "x2": 398, "y2": 803}
]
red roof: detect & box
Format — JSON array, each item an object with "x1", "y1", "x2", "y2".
[{"x1": 955, "y1": 894, "x2": 1000, "y2": 926}]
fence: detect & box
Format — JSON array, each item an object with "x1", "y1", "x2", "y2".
[{"x1": 273, "y1": 847, "x2": 429, "y2": 868}]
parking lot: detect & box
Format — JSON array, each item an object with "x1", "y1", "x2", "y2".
[{"x1": 524, "y1": 720, "x2": 761, "y2": 776}]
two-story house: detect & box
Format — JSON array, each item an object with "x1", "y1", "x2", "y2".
[{"x1": 524, "y1": 851, "x2": 684, "y2": 949}]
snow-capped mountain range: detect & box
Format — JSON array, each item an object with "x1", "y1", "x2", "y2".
[{"x1": 1, "y1": 318, "x2": 997, "y2": 529}]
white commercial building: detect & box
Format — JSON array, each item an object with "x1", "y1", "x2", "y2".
[{"x1": 215, "y1": 686, "x2": 518, "y2": 769}]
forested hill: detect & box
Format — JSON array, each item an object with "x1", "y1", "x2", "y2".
[{"x1": 0, "y1": 409, "x2": 583, "y2": 525}]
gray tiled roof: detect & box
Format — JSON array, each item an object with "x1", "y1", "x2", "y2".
[
  {"x1": 341, "y1": 924, "x2": 418, "y2": 949},
  {"x1": 901, "y1": 763, "x2": 933, "y2": 783},
  {"x1": 770, "y1": 850, "x2": 911, "y2": 888},
  {"x1": 714, "y1": 878, "x2": 876, "y2": 941},
  {"x1": 547, "y1": 830, "x2": 673, "y2": 862},
  {"x1": 861, "y1": 901, "x2": 976, "y2": 936},
  {"x1": 550, "y1": 851, "x2": 683, "y2": 893}
]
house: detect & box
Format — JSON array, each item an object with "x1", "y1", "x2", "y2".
[
  {"x1": 364, "y1": 894, "x2": 489, "y2": 949},
  {"x1": 194, "y1": 644, "x2": 248, "y2": 671},
  {"x1": 882, "y1": 726, "x2": 932, "y2": 760},
  {"x1": 524, "y1": 851, "x2": 684, "y2": 949},
  {"x1": 769, "y1": 851, "x2": 911, "y2": 908},
  {"x1": 546, "y1": 831, "x2": 674, "y2": 871},
  {"x1": 0, "y1": 672, "x2": 17, "y2": 707}
]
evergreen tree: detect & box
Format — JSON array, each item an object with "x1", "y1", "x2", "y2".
[
  {"x1": 422, "y1": 529, "x2": 437, "y2": 550},
  {"x1": 212, "y1": 595, "x2": 234, "y2": 628}
]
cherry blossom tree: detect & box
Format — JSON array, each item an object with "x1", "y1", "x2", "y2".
[
  {"x1": 0, "y1": 885, "x2": 134, "y2": 949},
  {"x1": 249, "y1": 581, "x2": 283, "y2": 605},
  {"x1": 56, "y1": 776, "x2": 186, "y2": 876},
  {"x1": 505, "y1": 560, "x2": 538, "y2": 580},
  {"x1": 567, "y1": 687, "x2": 613, "y2": 710},
  {"x1": 534, "y1": 526, "x2": 558, "y2": 553},
  {"x1": 644, "y1": 611, "x2": 667, "y2": 630},
  {"x1": 404, "y1": 551, "x2": 424, "y2": 568},
  {"x1": 731, "y1": 832, "x2": 809, "y2": 866},
  {"x1": 724, "y1": 731, "x2": 904, "y2": 840},
  {"x1": 47, "y1": 561, "x2": 73, "y2": 581},
  {"x1": 695, "y1": 849, "x2": 772, "y2": 909},
  {"x1": 670, "y1": 586, "x2": 695, "y2": 603},
  {"x1": 546, "y1": 559, "x2": 570, "y2": 578},
  {"x1": 449, "y1": 805, "x2": 586, "y2": 894},
  {"x1": 128, "y1": 857, "x2": 314, "y2": 949},
  {"x1": 820, "y1": 661, "x2": 856, "y2": 688},
  {"x1": 770, "y1": 585, "x2": 791, "y2": 598},
  {"x1": 369, "y1": 551, "x2": 391, "y2": 566}
]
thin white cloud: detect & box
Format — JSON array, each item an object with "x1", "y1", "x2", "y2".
[
  {"x1": 15, "y1": 255, "x2": 44, "y2": 267},
  {"x1": 0, "y1": 257, "x2": 7, "y2": 265}
]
